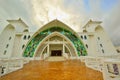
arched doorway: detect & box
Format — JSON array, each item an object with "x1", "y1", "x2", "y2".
[
  {"x1": 34, "y1": 32, "x2": 76, "y2": 60},
  {"x1": 23, "y1": 20, "x2": 87, "y2": 60}
]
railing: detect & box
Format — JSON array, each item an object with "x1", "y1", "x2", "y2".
[
  {"x1": 0, "y1": 58, "x2": 24, "y2": 77},
  {"x1": 83, "y1": 56, "x2": 104, "y2": 72},
  {"x1": 103, "y1": 59, "x2": 120, "y2": 80},
  {"x1": 82, "y1": 56, "x2": 120, "y2": 80}
]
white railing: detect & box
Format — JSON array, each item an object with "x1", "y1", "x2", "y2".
[
  {"x1": 82, "y1": 56, "x2": 120, "y2": 80},
  {"x1": 84, "y1": 56, "x2": 104, "y2": 72},
  {"x1": 0, "y1": 58, "x2": 24, "y2": 77},
  {"x1": 103, "y1": 59, "x2": 120, "y2": 80}
]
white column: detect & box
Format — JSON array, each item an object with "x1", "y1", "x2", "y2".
[
  {"x1": 63, "y1": 44, "x2": 65, "y2": 56},
  {"x1": 63, "y1": 39, "x2": 65, "y2": 56},
  {"x1": 47, "y1": 39, "x2": 50, "y2": 56},
  {"x1": 47, "y1": 44, "x2": 49, "y2": 56}
]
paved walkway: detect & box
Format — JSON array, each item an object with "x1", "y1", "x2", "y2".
[{"x1": 0, "y1": 60, "x2": 103, "y2": 80}]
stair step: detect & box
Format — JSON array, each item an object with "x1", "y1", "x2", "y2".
[{"x1": 45, "y1": 57, "x2": 66, "y2": 61}]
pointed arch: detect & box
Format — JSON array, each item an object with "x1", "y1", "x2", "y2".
[
  {"x1": 34, "y1": 32, "x2": 77, "y2": 58},
  {"x1": 23, "y1": 20, "x2": 87, "y2": 57}
]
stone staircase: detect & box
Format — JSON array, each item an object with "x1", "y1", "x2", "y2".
[{"x1": 45, "y1": 56, "x2": 66, "y2": 61}]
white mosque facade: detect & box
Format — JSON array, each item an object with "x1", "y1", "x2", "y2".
[{"x1": 0, "y1": 18, "x2": 120, "y2": 80}]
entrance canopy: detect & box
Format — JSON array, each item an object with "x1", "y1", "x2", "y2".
[{"x1": 23, "y1": 20, "x2": 87, "y2": 57}]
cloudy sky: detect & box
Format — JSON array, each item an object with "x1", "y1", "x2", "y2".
[{"x1": 0, "y1": 0, "x2": 120, "y2": 46}]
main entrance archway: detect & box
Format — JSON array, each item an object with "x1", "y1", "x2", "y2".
[
  {"x1": 23, "y1": 20, "x2": 87, "y2": 59},
  {"x1": 34, "y1": 32, "x2": 77, "y2": 59}
]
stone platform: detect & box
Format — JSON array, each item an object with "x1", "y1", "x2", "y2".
[{"x1": 0, "y1": 60, "x2": 103, "y2": 80}]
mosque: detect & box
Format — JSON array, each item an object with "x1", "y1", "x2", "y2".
[{"x1": 0, "y1": 18, "x2": 120, "y2": 80}]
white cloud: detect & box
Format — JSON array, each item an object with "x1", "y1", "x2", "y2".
[
  {"x1": 30, "y1": 0, "x2": 120, "y2": 46},
  {"x1": 0, "y1": 0, "x2": 120, "y2": 46},
  {"x1": 30, "y1": 0, "x2": 88, "y2": 31}
]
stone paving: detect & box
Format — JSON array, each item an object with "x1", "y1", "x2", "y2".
[{"x1": 0, "y1": 60, "x2": 103, "y2": 80}]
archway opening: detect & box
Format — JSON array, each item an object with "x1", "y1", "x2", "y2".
[
  {"x1": 51, "y1": 50, "x2": 62, "y2": 56},
  {"x1": 34, "y1": 32, "x2": 76, "y2": 60}
]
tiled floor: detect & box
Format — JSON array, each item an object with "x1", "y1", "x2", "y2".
[{"x1": 0, "y1": 60, "x2": 103, "y2": 80}]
